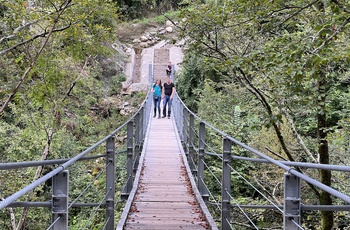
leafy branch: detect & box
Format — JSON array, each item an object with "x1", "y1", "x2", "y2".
[
  {"x1": 0, "y1": 1, "x2": 71, "y2": 115},
  {"x1": 0, "y1": 24, "x2": 71, "y2": 56}
]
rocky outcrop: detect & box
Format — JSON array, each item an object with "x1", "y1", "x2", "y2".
[
  {"x1": 121, "y1": 20, "x2": 184, "y2": 94},
  {"x1": 131, "y1": 20, "x2": 176, "y2": 49}
]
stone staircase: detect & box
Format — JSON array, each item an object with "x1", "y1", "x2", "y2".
[
  {"x1": 153, "y1": 49, "x2": 170, "y2": 84},
  {"x1": 121, "y1": 40, "x2": 183, "y2": 94}
]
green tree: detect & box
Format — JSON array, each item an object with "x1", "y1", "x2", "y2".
[
  {"x1": 0, "y1": 0, "x2": 123, "y2": 229},
  {"x1": 177, "y1": 0, "x2": 350, "y2": 229}
]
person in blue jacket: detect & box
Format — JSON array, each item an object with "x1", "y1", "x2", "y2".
[{"x1": 151, "y1": 79, "x2": 162, "y2": 118}]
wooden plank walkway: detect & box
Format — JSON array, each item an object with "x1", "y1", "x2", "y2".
[{"x1": 119, "y1": 116, "x2": 214, "y2": 229}]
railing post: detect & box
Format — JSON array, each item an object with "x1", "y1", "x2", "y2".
[
  {"x1": 198, "y1": 122, "x2": 208, "y2": 201},
  {"x1": 122, "y1": 121, "x2": 134, "y2": 200},
  {"x1": 140, "y1": 106, "x2": 144, "y2": 153},
  {"x1": 149, "y1": 63, "x2": 153, "y2": 83},
  {"x1": 183, "y1": 107, "x2": 188, "y2": 147},
  {"x1": 52, "y1": 170, "x2": 68, "y2": 230},
  {"x1": 134, "y1": 113, "x2": 140, "y2": 172},
  {"x1": 105, "y1": 136, "x2": 115, "y2": 230},
  {"x1": 188, "y1": 114, "x2": 196, "y2": 175},
  {"x1": 127, "y1": 121, "x2": 134, "y2": 192},
  {"x1": 284, "y1": 172, "x2": 301, "y2": 230},
  {"x1": 222, "y1": 138, "x2": 232, "y2": 230},
  {"x1": 173, "y1": 95, "x2": 181, "y2": 134},
  {"x1": 170, "y1": 64, "x2": 175, "y2": 82}
]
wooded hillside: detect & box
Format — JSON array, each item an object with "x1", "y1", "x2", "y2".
[
  {"x1": 175, "y1": 1, "x2": 350, "y2": 229},
  {"x1": 1, "y1": 0, "x2": 350, "y2": 229}
]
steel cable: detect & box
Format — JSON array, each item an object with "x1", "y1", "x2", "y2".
[
  {"x1": 226, "y1": 163, "x2": 283, "y2": 213},
  {"x1": 224, "y1": 217, "x2": 235, "y2": 229},
  {"x1": 224, "y1": 188, "x2": 259, "y2": 229},
  {"x1": 81, "y1": 187, "x2": 112, "y2": 230},
  {"x1": 199, "y1": 176, "x2": 222, "y2": 212},
  {"x1": 46, "y1": 216, "x2": 61, "y2": 230},
  {"x1": 291, "y1": 219, "x2": 304, "y2": 230},
  {"x1": 68, "y1": 162, "x2": 109, "y2": 209},
  {"x1": 201, "y1": 159, "x2": 222, "y2": 187}
]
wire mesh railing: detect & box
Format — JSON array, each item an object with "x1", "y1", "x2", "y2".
[{"x1": 173, "y1": 93, "x2": 350, "y2": 230}]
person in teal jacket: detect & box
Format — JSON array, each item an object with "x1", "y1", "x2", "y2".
[{"x1": 151, "y1": 79, "x2": 162, "y2": 118}]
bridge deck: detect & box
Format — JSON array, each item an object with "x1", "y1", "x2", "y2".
[{"x1": 123, "y1": 116, "x2": 209, "y2": 229}]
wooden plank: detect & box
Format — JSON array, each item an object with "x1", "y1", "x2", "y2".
[{"x1": 124, "y1": 117, "x2": 210, "y2": 230}]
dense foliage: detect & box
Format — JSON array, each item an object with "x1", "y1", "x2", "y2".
[
  {"x1": 0, "y1": 0, "x2": 145, "y2": 229},
  {"x1": 176, "y1": 0, "x2": 350, "y2": 229},
  {"x1": 2, "y1": 0, "x2": 350, "y2": 229},
  {"x1": 114, "y1": 0, "x2": 183, "y2": 19}
]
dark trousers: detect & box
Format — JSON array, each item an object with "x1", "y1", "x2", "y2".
[
  {"x1": 153, "y1": 96, "x2": 161, "y2": 116},
  {"x1": 162, "y1": 95, "x2": 172, "y2": 117}
]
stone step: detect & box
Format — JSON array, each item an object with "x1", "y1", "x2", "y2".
[
  {"x1": 154, "y1": 49, "x2": 169, "y2": 64},
  {"x1": 153, "y1": 63, "x2": 169, "y2": 82}
]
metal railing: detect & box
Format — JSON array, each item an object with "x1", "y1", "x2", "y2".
[
  {"x1": 0, "y1": 92, "x2": 153, "y2": 230},
  {"x1": 173, "y1": 93, "x2": 350, "y2": 230},
  {"x1": 2, "y1": 62, "x2": 350, "y2": 229}
]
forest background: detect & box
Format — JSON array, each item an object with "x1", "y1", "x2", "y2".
[{"x1": 1, "y1": 0, "x2": 350, "y2": 230}]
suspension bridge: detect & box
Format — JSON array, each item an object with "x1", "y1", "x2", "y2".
[{"x1": 1, "y1": 47, "x2": 350, "y2": 230}]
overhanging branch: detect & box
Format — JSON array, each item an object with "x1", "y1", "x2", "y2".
[{"x1": 0, "y1": 24, "x2": 71, "y2": 56}]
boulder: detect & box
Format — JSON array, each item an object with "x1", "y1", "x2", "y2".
[
  {"x1": 166, "y1": 27, "x2": 173, "y2": 33},
  {"x1": 140, "y1": 42, "x2": 149, "y2": 48},
  {"x1": 166, "y1": 20, "x2": 173, "y2": 27},
  {"x1": 140, "y1": 35, "x2": 148, "y2": 42}
]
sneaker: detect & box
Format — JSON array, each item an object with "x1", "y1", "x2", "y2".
[
  {"x1": 168, "y1": 116, "x2": 170, "y2": 119},
  {"x1": 161, "y1": 115, "x2": 165, "y2": 118},
  {"x1": 158, "y1": 115, "x2": 161, "y2": 119},
  {"x1": 153, "y1": 115, "x2": 156, "y2": 118}
]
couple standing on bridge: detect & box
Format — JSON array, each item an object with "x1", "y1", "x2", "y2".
[{"x1": 151, "y1": 76, "x2": 176, "y2": 119}]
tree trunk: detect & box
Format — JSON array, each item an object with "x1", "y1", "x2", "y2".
[
  {"x1": 317, "y1": 73, "x2": 333, "y2": 230},
  {"x1": 16, "y1": 128, "x2": 53, "y2": 230},
  {"x1": 0, "y1": 0, "x2": 70, "y2": 114}
]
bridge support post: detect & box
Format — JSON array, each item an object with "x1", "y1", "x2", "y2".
[
  {"x1": 188, "y1": 114, "x2": 196, "y2": 175},
  {"x1": 284, "y1": 173, "x2": 301, "y2": 230},
  {"x1": 127, "y1": 121, "x2": 134, "y2": 193},
  {"x1": 134, "y1": 113, "x2": 140, "y2": 173},
  {"x1": 198, "y1": 122, "x2": 209, "y2": 201},
  {"x1": 140, "y1": 106, "x2": 144, "y2": 148},
  {"x1": 182, "y1": 108, "x2": 188, "y2": 149},
  {"x1": 105, "y1": 136, "x2": 115, "y2": 230},
  {"x1": 122, "y1": 121, "x2": 134, "y2": 200},
  {"x1": 222, "y1": 138, "x2": 232, "y2": 230},
  {"x1": 52, "y1": 170, "x2": 68, "y2": 230}
]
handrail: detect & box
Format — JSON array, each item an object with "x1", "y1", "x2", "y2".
[
  {"x1": 0, "y1": 154, "x2": 108, "y2": 170},
  {"x1": 0, "y1": 91, "x2": 152, "y2": 210},
  {"x1": 231, "y1": 155, "x2": 350, "y2": 171},
  {"x1": 227, "y1": 135, "x2": 350, "y2": 202},
  {"x1": 174, "y1": 92, "x2": 350, "y2": 203},
  {"x1": 2, "y1": 83, "x2": 350, "y2": 229},
  {"x1": 173, "y1": 92, "x2": 350, "y2": 229}
]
